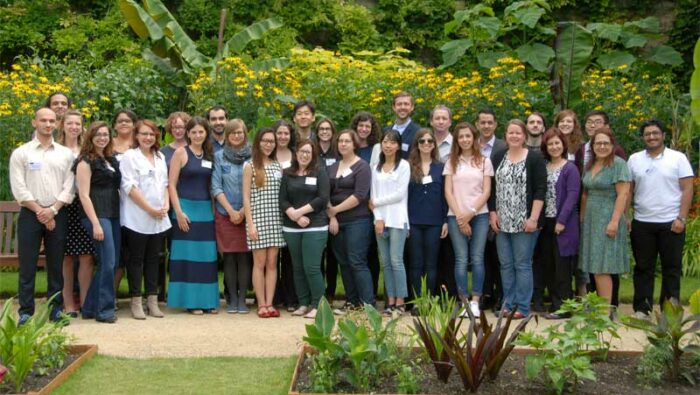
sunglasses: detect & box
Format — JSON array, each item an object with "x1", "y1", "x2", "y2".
[{"x1": 418, "y1": 139, "x2": 434, "y2": 145}]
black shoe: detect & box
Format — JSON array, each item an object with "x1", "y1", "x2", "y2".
[
  {"x1": 49, "y1": 309, "x2": 69, "y2": 326},
  {"x1": 67, "y1": 311, "x2": 79, "y2": 319},
  {"x1": 532, "y1": 301, "x2": 546, "y2": 313},
  {"x1": 96, "y1": 316, "x2": 118, "y2": 324},
  {"x1": 18, "y1": 313, "x2": 32, "y2": 326}
]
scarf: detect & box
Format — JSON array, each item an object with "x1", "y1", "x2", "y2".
[{"x1": 223, "y1": 144, "x2": 251, "y2": 164}]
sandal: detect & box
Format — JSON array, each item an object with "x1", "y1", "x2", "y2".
[
  {"x1": 257, "y1": 306, "x2": 270, "y2": 318},
  {"x1": 267, "y1": 305, "x2": 280, "y2": 318},
  {"x1": 188, "y1": 309, "x2": 204, "y2": 315},
  {"x1": 204, "y1": 308, "x2": 218, "y2": 315}
]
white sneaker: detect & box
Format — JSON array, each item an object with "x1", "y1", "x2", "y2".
[
  {"x1": 292, "y1": 305, "x2": 309, "y2": 316},
  {"x1": 304, "y1": 309, "x2": 317, "y2": 319},
  {"x1": 470, "y1": 301, "x2": 481, "y2": 317},
  {"x1": 632, "y1": 311, "x2": 650, "y2": 321}
]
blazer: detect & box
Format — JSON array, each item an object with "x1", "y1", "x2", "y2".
[
  {"x1": 384, "y1": 120, "x2": 422, "y2": 159},
  {"x1": 552, "y1": 162, "x2": 581, "y2": 257},
  {"x1": 488, "y1": 149, "x2": 547, "y2": 228}
]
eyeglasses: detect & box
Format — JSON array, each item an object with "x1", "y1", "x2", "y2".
[
  {"x1": 138, "y1": 132, "x2": 156, "y2": 137},
  {"x1": 593, "y1": 141, "x2": 612, "y2": 147},
  {"x1": 298, "y1": 150, "x2": 313, "y2": 156},
  {"x1": 643, "y1": 131, "x2": 662, "y2": 138},
  {"x1": 418, "y1": 139, "x2": 434, "y2": 145},
  {"x1": 260, "y1": 139, "x2": 275, "y2": 145},
  {"x1": 94, "y1": 133, "x2": 110, "y2": 138},
  {"x1": 585, "y1": 119, "x2": 605, "y2": 126}
]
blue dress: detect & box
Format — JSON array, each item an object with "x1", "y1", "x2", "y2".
[{"x1": 167, "y1": 147, "x2": 219, "y2": 309}]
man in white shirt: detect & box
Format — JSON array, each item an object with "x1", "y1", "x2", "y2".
[
  {"x1": 9, "y1": 108, "x2": 76, "y2": 325},
  {"x1": 627, "y1": 119, "x2": 694, "y2": 318},
  {"x1": 429, "y1": 105, "x2": 453, "y2": 163}
]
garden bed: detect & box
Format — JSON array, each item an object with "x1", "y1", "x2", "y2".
[
  {"x1": 289, "y1": 346, "x2": 700, "y2": 395},
  {"x1": 0, "y1": 344, "x2": 97, "y2": 395}
]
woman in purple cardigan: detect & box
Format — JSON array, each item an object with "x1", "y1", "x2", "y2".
[{"x1": 538, "y1": 129, "x2": 580, "y2": 319}]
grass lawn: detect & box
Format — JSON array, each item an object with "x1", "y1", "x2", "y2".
[
  {"x1": 53, "y1": 355, "x2": 296, "y2": 395},
  {"x1": 2, "y1": 269, "x2": 699, "y2": 303}
]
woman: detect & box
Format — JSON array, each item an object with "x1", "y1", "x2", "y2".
[
  {"x1": 243, "y1": 128, "x2": 286, "y2": 318},
  {"x1": 371, "y1": 130, "x2": 411, "y2": 315},
  {"x1": 211, "y1": 119, "x2": 252, "y2": 314},
  {"x1": 74, "y1": 122, "x2": 121, "y2": 323},
  {"x1": 407, "y1": 128, "x2": 447, "y2": 298},
  {"x1": 280, "y1": 139, "x2": 329, "y2": 319},
  {"x1": 538, "y1": 129, "x2": 581, "y2": 319},
  {"x1": 316, "y1": 118, "x2": 337, "y2": 167},
  {"x1": 327, "y1": 129, "x2": 375, "y2": 311},
  {"x1": 488, "y1": 119, "x2": 546, "y2": 319},
  {"x1": 111, "y1": 109, "x2": 137, "y2": 298},
  {"x1": 120, "y1": 119, "x2": 171, "y2": 319},
  {"x1": 161, "y1": 112, "x2": 192, "y2": 167},
  {"x1": 444, "y1": 123, "x2": 493, "y2": 317},
  {"x1": 273, "y1": 119, "x2": 298, "y2": 311},
  {"x1": 350, "y1": 111, "x2": 381, "y2": 165},
  {"x1": 57, "y1": 110, "x2": 94, "y2": 317},
  {"x1": 553, "y1": 110, "x2": 583, "y2": 162},
  {"x1": 579, "y1": 128, "x2": 630, "y2": 312},
  {"x1": 167, "y1": 117, "x2": 219, "y2": 314}
]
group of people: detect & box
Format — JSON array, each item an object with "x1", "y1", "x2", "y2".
[{"x1": 9, "y1": 90, "x2": 693, "y2": 325}]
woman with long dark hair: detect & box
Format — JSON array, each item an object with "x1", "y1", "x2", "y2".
[
  {"x1": 167, "y1": 117, "x2": 219, "y2": 314},
  {"x1": 243, "y1": 128, "x2": 286, "y2": 318},
  {"x1": 74, "y1": 122, "x2": 121, "y2": 323}
]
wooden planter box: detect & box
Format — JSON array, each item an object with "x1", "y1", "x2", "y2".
[
  {"x1": 5, "y1": 344, "x2": 98, "y2": 395},
  {"x1": 288, "y1": 345, "x2": 643, "y2": 395}
]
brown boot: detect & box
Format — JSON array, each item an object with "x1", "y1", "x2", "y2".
[
  {"x1": 131, "y1": 297, "x2": 146, "y2": 320},
  {"x1": 147, "y1": 295, "x2": 164, "y2": 318}
]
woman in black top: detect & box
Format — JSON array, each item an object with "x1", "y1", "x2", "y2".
[
  {"x1": 327, "y1": 129, "x2": 375, "y2": 310},
  {"x1": 279, "y1": 139, "x2": 330, "y2": 319},
  {"x1": 74, "y1": 121, "x2": 122, "y2": 323}
]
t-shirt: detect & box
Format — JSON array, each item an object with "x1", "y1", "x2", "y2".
[{"x1": 443, "y1": 156, "x2": 494, "y2": 216}]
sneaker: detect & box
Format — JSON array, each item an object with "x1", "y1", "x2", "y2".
[
  {"x1": 333, "y1": 302, "x2": 353, "y2": 316},
  {"x1": 227, "y1": 304, "x2": 238, "y2": 314},
  {"x1": 469, "y1": 301, "x2": 480, "y2": 317},
  {"x1": 394, "y1": 305, "x2": 406, "y2": 316},
  {"x1": 18, "y1": 313, "x2": 31, "y2": 326},
  {"x1": 382, "y1": 304, "x2": 395, "y2": 317},
  {"x1": 304, "y1": 308, "x2": 317, "y2": 319},
  {"x1": 632, "y1": 311, "x2": 650, "y2": 321},
  {"x1": 238, "y1": 303, "x2": 250, "y2": 314},
  {"x1": 292, "y1": 306, "x2": 309, "y2": 316},
  {"x1": 287, "y1": 305, "x2": 297, "y2": 313}
]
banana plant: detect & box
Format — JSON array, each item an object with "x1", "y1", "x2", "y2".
[
  {"x1": 119, "y1": 0, "x2": 286, "y2": 79},
  {"x1": 550, "y1": 22, "x2": 594, "y2": 111},
  {"x1": 691, "y1": 38, "x2": 700, "y2": 128}
]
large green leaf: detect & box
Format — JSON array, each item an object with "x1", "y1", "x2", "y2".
[
  {"x1": 620, "y1": 31, "x2": 647, "y2": 48},
  {"x1": 475, "y1": 16, "x2": 502, "y2": 39},
  {"x1": 551, "y1": 22, "x2": 593, "y2": 110},
  {"x1": 646, "y1": 45, "x2": 684, "y2": 66},
  {"x1": 440, "y1": 39, "x2": 474, "y2": 68},
  {"x1": 691, "y1": 39, "x2": 700, "y2": 127},
  {"x1": 118, "y1": 0, "x2": 163, "y2": 40},
  {"x1": 586, "y1": 22, "x2": 622, "y2": 42},
  {"x1": 516, "y1": 42, "x2": 554, "y2": 72},
  {"x1": 477, "y1": 51, "x2": 509, "y2": 69},
  {"x1": 251, "y1": 57, "x2": 290, "y2": 71},
  {"x1": 445, "y1": 4, "x2": 494, "y2": 34},
  {"x1": 512, "y1": 7, "x2": 546, "y2": 29},
  {"x1": 223, "y1": 17, "x2": 283, "y2": 56},
  {"x1": 145, "y1": 0, "x2": 209, "y2": 68},
  {"x1": 625, "y1": 16, "x2": 660, "y2": 33},
  {"x1": 597, "y1": 50, "x2": 636, "y2": 70}
]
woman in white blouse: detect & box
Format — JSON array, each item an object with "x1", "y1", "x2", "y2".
[
  {"x1": 370, "y1": 130, "x2": 411, "y2": 315},
  {"x1": 119, "y1": 119, "x2": 171, "y2": 319}
]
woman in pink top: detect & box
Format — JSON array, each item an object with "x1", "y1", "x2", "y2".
[{"x1": 443, "y1": 122, "x2": 493, "y2": 317}]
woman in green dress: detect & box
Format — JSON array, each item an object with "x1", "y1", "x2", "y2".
[{"x1": 579, "y1": 127, "x2": 631, "y2": 311}]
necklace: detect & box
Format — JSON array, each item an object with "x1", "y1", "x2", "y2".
[{"x1": 191, "y1": 148, "x2": 204, "y2": 159}]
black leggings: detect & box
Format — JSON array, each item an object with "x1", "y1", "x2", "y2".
[{"x1": 124, "y1": 228, "x2": 166, "y2": 297}]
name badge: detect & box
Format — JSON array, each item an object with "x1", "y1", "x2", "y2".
[
  {"x1": 280, "y1": 160, "x2": 291, "y2": 169},
  {"x1": 341, "y1": 168, "x2": 353, "y2": 178},
  {"x1": 401, "y1": 143, "x2": 409, "y2": 152},
  {"x1": 28, "y1": 162, "x2": 42, "y2": 171},
  {"x1": 274, "y1": 171, "x2": 282, "y2": 179},
  {"x1": 422, "y1": 175, "x2": 433, "y2": 184},
  {"x1": 305, "y1": 177, "x2": 317, "y2": 186},
  {"x1": 201, "y1": 160, "x2": 212, "y2": 169},
  {"x1": 325, "y1": 158, "x2": 336, "y2": 166}
]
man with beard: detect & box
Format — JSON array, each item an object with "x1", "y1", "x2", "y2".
[
  {"x1": 207, "y1": 105, "x2": 228, "y2": 153},
  {"x1": 384, "y1": 91, "x2": 421, "y2": 159},
  {"x1": 525, "y1": 112, "x2": 546, "y2": 153}
]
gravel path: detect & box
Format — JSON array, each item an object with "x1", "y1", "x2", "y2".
[{"x1": 63, "y1": 299, "x2": 651, "y2": 359}]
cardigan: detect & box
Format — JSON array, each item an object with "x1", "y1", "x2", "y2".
[
  {"x1": 279, "y1": 167, "x2": 330, "y2": 229},
  {"x1": 408, "y1": 162, "x2": 447, "y2": 226},
  {"x1": 552, "y1": 161, "x2": 581, "y2": 256},
  {"x1": 488, "y1": 149, "x2": 547, "y2": 228}
]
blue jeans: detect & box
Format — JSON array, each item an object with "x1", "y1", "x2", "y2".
[
  {"x1": 376, "y1": 226, "x2": 408, "y2": 299},
  {"x1": 448, "y1": 214, "x2": 489, "y2": 298},
  {"x1": 333, "y1": 218, "x2": 375, "y2": 306},
  {"x1": 408, "y1": 224, "x2": 441, "y2": 296},
  {"x1": 81, "y1": 217, "x2": 120, "y2": 320},
  {"x1": 496, "y1": 230, "x2": 540, "y2": 316}
]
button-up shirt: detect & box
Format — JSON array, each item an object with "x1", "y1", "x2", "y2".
[
  {"x1": 480, "y1": 135, "x2": 496, "y2": 158},
  {"x1": 437, "y1": 133, "x2": 452, "y2": 163},
  {"x1": 10, "y1": 138, "x2": 75, "y2": 207}
]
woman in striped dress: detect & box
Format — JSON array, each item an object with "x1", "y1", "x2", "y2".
[{"x1": 167, "y1": 117, "x2": 219, "y2": 314}]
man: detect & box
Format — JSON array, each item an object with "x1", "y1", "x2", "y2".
[
  {"x1": 476, "y1": 108, "x2": 507, "y2": 311},
  {"x1": 429, "y1": 104, "x2": 453, "y2": 163},
  {"x1": 575, "y1": 110, "x2": 626, "y2": 309},
  {"x1": 384, "y1": 91, "x2": 421, "y2": 158},
  {"x1": 10, "y1": 108, "x2": 75, "y2": 325},
  {"x1": 45, "y1": 92, "x2": 71, "y2": 120},
  {"x1": 207, "y1": 105, "x2": 228, "y2": 152},
  {"x1": 628, "y1": 119, "x2": 693, "y2": 319},
  {"x1": 525, "y1": 112, "x2": 546, "y2": 153},
  {"x1": 293, "y1": 100, "x2": 316, "y2": 142}
]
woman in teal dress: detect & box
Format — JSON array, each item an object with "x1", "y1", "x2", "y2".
[
  {"x1": 167, "y1": 117, "x2": 219, "y2": 314},
  {"x1": 579, "y1": 128, "x2": 631, "y2": 311}
]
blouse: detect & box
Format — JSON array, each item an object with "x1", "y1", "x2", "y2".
[
  {"x1": 119, "y1": 148, "x2": 171, "y2": 234},
  {"x1": 371, "y1": 160, "x2": 410, "y2": 230}
]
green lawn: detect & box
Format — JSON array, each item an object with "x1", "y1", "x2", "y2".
[
  {"x1": 2, "y1": 269, "x2": 699, "y2": 303},
  {"x1": 53, "y1": 355, "x2": 296, "y2": 395}
]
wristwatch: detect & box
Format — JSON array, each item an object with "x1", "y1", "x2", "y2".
[
  {"x1": 676, "y1": 217, "x2": 686, "y2": 225},
  {"x1": 49, "y1": 206, "x2": 58, "y2": 216}
]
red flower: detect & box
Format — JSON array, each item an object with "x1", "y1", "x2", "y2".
[{"x1": 0, "y1": 363, "x2": 7, "y2": 383}]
